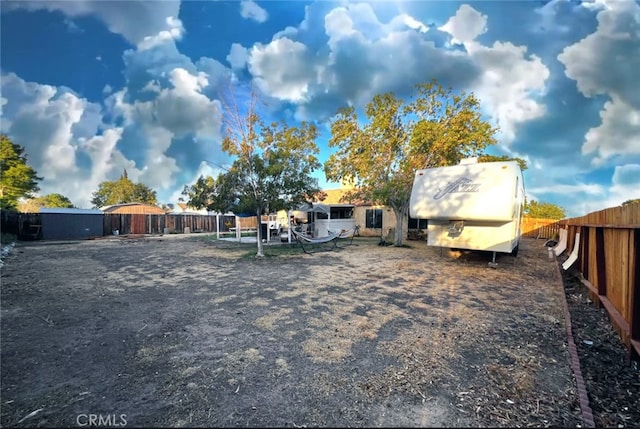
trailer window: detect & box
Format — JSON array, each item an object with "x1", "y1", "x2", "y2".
[{"x1": 365, "y1": 209, "x2": 383, "y2": 228}]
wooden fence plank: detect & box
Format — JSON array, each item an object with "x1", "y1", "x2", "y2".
[
  {"x1": 630, "y1": 229, "x2": 640, "y2": 361},
  {"x1": 580, "y1": 226, "x2": 589, "y2": 276},
  {"x1": 604, "y1": 229, "x2": 624, "y2": 315},
  {"x1": 594, "y1": 227, "x2": 606, "y2": 296},
  {"x1": 565, "y1": 203, "x2": 639, "y2": 362}
]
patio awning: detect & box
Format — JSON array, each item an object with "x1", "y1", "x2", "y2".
[{"x1": 296, "y1": 203, "x2": 330, "y2": 215}]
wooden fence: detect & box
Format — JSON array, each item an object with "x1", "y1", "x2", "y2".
[
  {"x1": 558, "y1": 203, "x2": 640, "y2": 362},
  {"x1": 521, "y1": 217, "x2": 561, "y2": 239},
  {"x1": 2, "y1": 211, "x2": 262, "y2": 239},
  {"x1": 102, "y1": 214, "x2": 262, "y2": 236},
  {"x1": 103, "y1": 214, "x2": 228, "y2": 235},
  {"x1": 1, "y1": 211, "x2": 42, "y2": 240}
]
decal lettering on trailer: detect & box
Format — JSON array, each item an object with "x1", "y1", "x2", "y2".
[{"x1": 433, "y1": 177, "x2": 481, "y2": 200}]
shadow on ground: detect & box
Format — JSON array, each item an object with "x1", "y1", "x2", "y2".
[{"x1": 1, "y1": 237, "x2": 581, "y2": 427}]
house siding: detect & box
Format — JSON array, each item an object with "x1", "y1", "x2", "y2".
[
  {"x1": 41, "y1": 213, "x2": 103, "y2": 240},
  {"x1": 353, "y1": 205, "x2": 409, "y2": 238}
]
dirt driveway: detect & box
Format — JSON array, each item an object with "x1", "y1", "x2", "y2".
[{"x1": 1, "y1": 236, "x2": 581, "y2": 427}]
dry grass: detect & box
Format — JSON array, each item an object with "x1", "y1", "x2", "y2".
[
  {"x1": 1, "y1": 235, "x2": 581, "y2": 427},
  {"x1": 253, "y1": 308, "x2": 294, "y2": 331}
]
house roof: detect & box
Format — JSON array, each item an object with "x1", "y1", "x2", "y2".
[
  {"x1": 317, "y1": 188, "x2": 372, "y2": 206},
  {"x1": 320, "y1": 189, "x2": 351, "y2": 204}
]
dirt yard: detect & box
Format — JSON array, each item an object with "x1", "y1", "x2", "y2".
[{"x1": 1, "y1": 235, "x2": 586, "y2": 427}]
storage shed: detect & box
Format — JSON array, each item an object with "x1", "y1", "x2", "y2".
[
  {"x1": 39, "y1": 208, "x2": 104, "y2": 240},
  {"x1": 101, "y1": 203, "x2": 166, "y2": 215}
]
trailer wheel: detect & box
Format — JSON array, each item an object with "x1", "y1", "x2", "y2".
[{"x1": 511, "y1": 243, "x2": 520, "y2": 257}]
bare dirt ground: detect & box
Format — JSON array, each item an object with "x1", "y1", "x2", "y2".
[
  {"x1": 561, "y1": 268, "x2": 640, "y2": 428},
  {"x1": 0, "y1": 234, "x2": 625, "y2": 428}
]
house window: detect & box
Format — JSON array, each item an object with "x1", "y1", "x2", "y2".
[
  {"x1": 365, "y1": 209, "x2": 383, "y2": 228},
  {"x1": 330, "y1": 208, "x2": 353, "y2": 219},
  {"x1": 408, "y1": 216, "x2": 428, "y2": 229}
]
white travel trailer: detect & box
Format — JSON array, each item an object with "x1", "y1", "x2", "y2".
[{"x1": 409, "y1": 158, "x2": 525, "y2": 263}]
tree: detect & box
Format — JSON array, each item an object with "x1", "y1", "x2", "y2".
[
  {"x1": 0, "y1": 135, "x2": 42, "y2": 210},
  {"x1": 478, "y1": 154, "x2": 528, "y2": 171},
  {"x1": 133, "y1": 182, "x2": 157, "y2": 205},
  {"x1": 191, "y1": 85, "x2": 323, "y2": 257},
  {"x1": 622, "y1": 198, "x2": 640, "y2": 206},
  {"x1": 90, "y1": 170, "x2": 157, "y2": 208},
  {"x1": 182, "y1": 175, "x2": 217, "y2": 211},
  {"x1": 524, "y1": 199, "x2": 565, "y2": 220},
  {"x1": 325, "y1": 81, "x2": 498, "y2": 246},
  {"x1": 160, "y1": 203, "x2": 175, "y2": 213},
  {"x1": 18, "y1": 193, "x2": 74, "y2": 212}
]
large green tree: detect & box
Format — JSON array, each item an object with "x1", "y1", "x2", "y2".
[
  {"x1": 622, "y1": 198, "x2": 640, "y2": 206},
  {"x1": 325, "y1": 81, "x2": 499, "y2": 246},
  {"x1": 0, "y1": 135, "x2": 42, "y2": 210},
  {"x1": 525, "y1": 199, "x2": 565, "y2": 220},
  {"x1": 18, "y1": 193, "x2": 74, "y2": 212},
  {"x1": 187, "y1": 86, "x2": 323, "y2": 257},
  {"x1": 90, "y1": 170, "x2": 157, "y2": 208},
  {"x1": 182, "y1": 175, "x2": 217, "y2": 211},
  {"x1": 478, "y1": 154, "x2": 528, "y2": 172}
]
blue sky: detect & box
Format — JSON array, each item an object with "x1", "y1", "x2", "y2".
[{"x1": 1, "y1": 0, "x2": 639, "y2": 216}]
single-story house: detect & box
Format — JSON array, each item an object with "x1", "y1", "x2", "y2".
[{"x1": 314, "y1": 187, "x2": 426, "y2": 240}]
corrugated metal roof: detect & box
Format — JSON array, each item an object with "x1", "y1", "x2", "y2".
[{"x1": 40, "y1": 208, "x2": 103, "y2": 215}]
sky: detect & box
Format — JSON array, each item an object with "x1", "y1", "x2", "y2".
[{"x1": 1, "y1": 0, "x2": 639, "y2": 216}]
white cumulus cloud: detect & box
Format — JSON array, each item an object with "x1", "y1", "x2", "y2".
[
  {"x1": 559, "y1": 0, "x2": 640, "y2": 164},
  {"x1": 583, "y1": 98, "x2": 640, "y2": 165},
  {"x1": 227, "y1": 43, "x2": 249, "y2": 70},
  {"x1": 240, "y1": 0, "x2": 268, "y2": 23},
  {"x1": 3, "y1": 0, "x2": 182, "y2": 45},
  {"x1": 572, "y1": 164, "x2": 640, "y2": 215},
  {"x1": 137, "y1": 16, "x2": 185, "y2": 51},
  {"x1": 438, "y1": 5, "x2": 550, "y2": 144},
  {"x1": 1, "y1": 22, "x2": 232, "y2": 207},
  {"x1": 248, "y1": 37, "x2": 315, "y2": 102},
  {"x1": 0, "y1": 73, "x2": 138, "y2": 207},
  {"x1": 244, "y1": 2, "x2": 549, "y2": 142},
  {"x1": 247, "y1": 2, "x2": 480, "y2": 120},
  {"x1": 438, "y1": 4, "x2": 488, "y2": 45}
]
